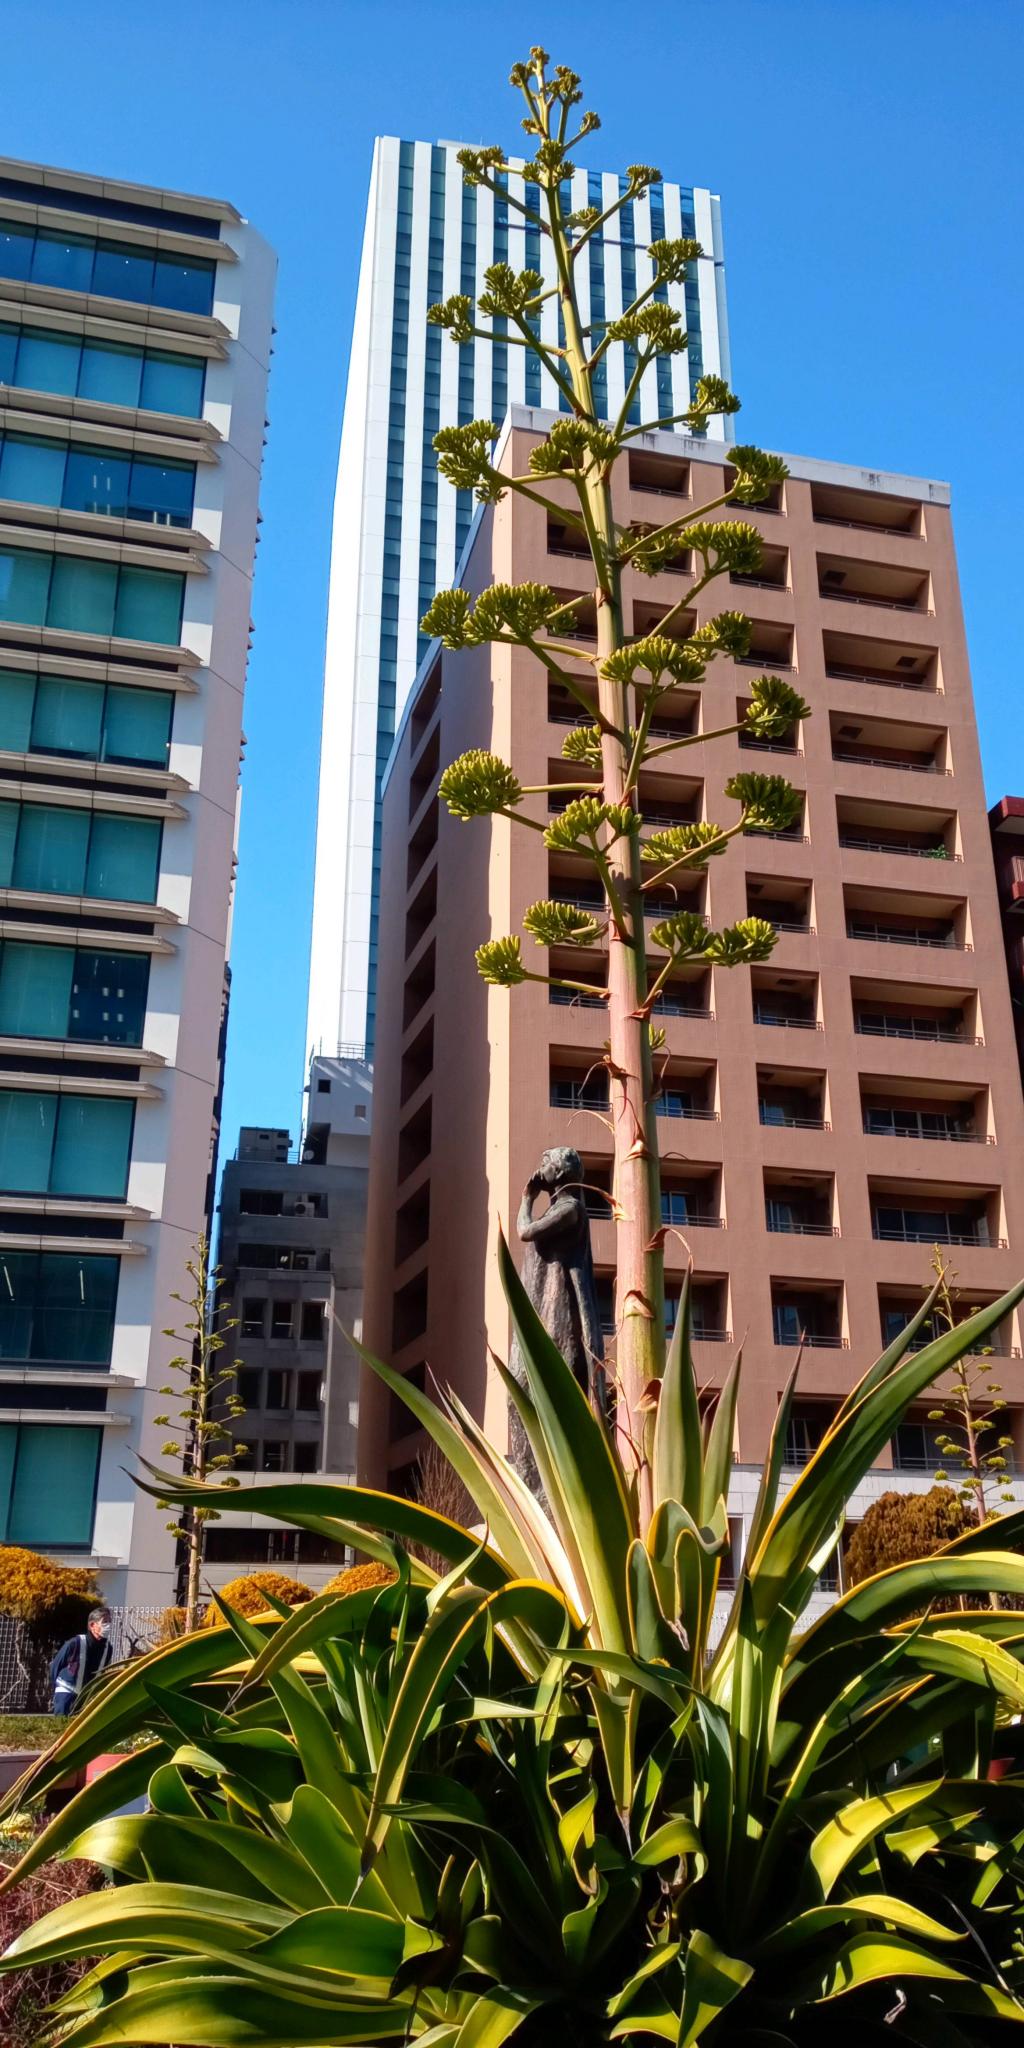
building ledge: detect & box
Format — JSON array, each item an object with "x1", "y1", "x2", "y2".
[
  {"x1": 0, "y1": 376, "x2": 224, "y2": 442},
  {"x1": 0, "y1": 618, "x2": 201, "y2": 673},
  {"x1": 0, "y1": 278, "x2": 233, "y2": 346},
  {"x1": 0, "y1": 644, "x2": 199, "y2": 694},
  {"x1": 0, "y1": 750, "x2": 191, "y2": 797},
  {"x1": 0, "y1": 773, "x2": 186, "y2": 821},
  {"x1": 0, "y1": 1193, "x2": 150, "y2": 1221},
  {"x1": 0, "y1": 884, "x2": 179, "y2": 923},
  {"x1": 0, "y1": 1229, "x2": 147, "y2": 1255},
  {"x1": 4, "y1": 1405, "x2": 130, "y2": 1425},
  {"x1": 990, "y1": 795, "x2": 1024, "y2": 837},
  {"x1": 0, "y1": 152, "x2": 242, "y2": 228},
  {"x1": 0, "y1": 1034, "x2": 165, "y2": 1068},
  {"x1": 0, "y1": 516, "x2": 208, "y2": 577},
  {"x1": 0, "y1": 493, "x2": 214, "y2": 555},
  {"x1": 0, "y1": 1067, "x2": 160, "y2": 1101}
]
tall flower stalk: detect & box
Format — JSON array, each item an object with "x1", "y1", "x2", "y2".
[{"x1": 424, "y1": 49, "x2": 802, "y2": 1520}]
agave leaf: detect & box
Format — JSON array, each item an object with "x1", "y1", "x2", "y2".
[
  {"x1": 355, "y1": 1336, "x2": 541, "y2": 1581},
  {"x1": 747, "y1": 1280, "x2": 1024, "y2": 1621},
  {"x1": 68, "y1": 1811, "x2": 331, "y2": 1911},
  {"x1": 808, "y1": 1780, "x2": 942, "y2": 1899},
  {"x1": 831, "y1": 1276, "x2": 944, "y2": 1422},
  {"x1": 754, "y1": 1893, "x2": 963, "y2": 1957},
  {"x1": 903, "y1": 1628, "x2": 1024, "y2": 1709},
  {"x1": 677, "y1": 1927, "x2": 753, "y2": 2048},
  {"x1": 652, "y1": 1269, "x2": 701, "y2": 1519},
  {"x1": 0, "y1": 1882, "x2": 287, "y2": 1969},
  {"x1": 498, "y1": 1229, "x2": 633, "y2": 1652},
  {"x1": 48, "y1": 1961, "x2": 413, "y2": 2046},
  {"x1": 786, "y1": 1551, "x2": 1024, "y2": 1697},
  {"x1": 0, "y1": 1744, "x2": 160, "y2": 1889},
  {"x1": 246, "y1": 1904, "x2": 442, "y2": 1981},
  {"x1": 700, "y1": 1346, "x2": 741, "y2": 1524},
  {"x1": 363, "y1": 1579, "x2": 570, "y2": 1867},
  {"x1": 459, "y1": 1370, "x2": 588, "y2": 1613},
  {"x1": 626, "y1": 1539, "x2": 679, "y2": 1665},
  {"x1": 454, "y1": 1987, "x2": 542, "y2": 2047},
  {"x1": 808, "y1": 1931, "x2": 972, "y2": 2003}
]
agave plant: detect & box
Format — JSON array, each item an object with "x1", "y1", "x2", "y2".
[{"x1": 4, "y1": 1258, "x2": 1024, "y2": 2045}]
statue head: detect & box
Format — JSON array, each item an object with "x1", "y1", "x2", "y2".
[{"x1": 539, "y1": 1146, "x2": 584, "y2": 1191}]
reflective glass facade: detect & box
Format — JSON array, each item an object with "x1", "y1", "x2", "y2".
[
  {"x1": 0, "y1": 799, "x2": 162, "y2": 902},
  {"x1": 0, "y1": 430, "x2": 195, "y2": 526},
  {"x1": 0, "y1": 220, "x2": 215, "y2": 315},
  {"x1": 0, "y1": 544, "x2": 184, "y2": 644},
  {"x1": 0, "y1": 321, "x2": 205, "y2": 417},
  {"x1": 0, "y1": 669, "x2": 173, "y2": 767}
]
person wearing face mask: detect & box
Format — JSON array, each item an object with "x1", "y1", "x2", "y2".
[{"x1": 49, "y1": 1606, "x2": 114, "y2": 1716}]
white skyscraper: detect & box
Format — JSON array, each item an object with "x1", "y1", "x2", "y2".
[{"x1": 307, "y1": 138, "x2": 732, "y2": 1056}]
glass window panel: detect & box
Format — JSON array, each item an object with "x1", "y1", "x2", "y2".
[
  {"x1": 8, "y1": 1424, "x2": 100, "y2": 1547},
  {"x1": 0, "y1": 801, "x2": 18, "y2": 885},
  {"x1": 0, "y1": 941, "x2": 74, "y2": 1037},
  {"x1": 0, "y1": 1425, "x2": 14, "y2": 1536},
  {"x1": 31, "y1": 675, "x2": 104, "y2": 757},
  {"x1": 15, "y1": 328, "x2": 80, "y2": 397},
  {"x1": 127, "y1": 455, "x2": 194, "y2": 528},
  {"x1": 113, "y1": 565, "x2": 183, "y2": 644},
  {"x1": 152, "y1": 256, "x2": 215, "y2": 315},
  {"x1": 47, "y1": 555, "x2": 116, "y2": 635},
  {"x1": 0, "y1": 547, "x2": 51, "y2": 626},
  {"x1": 139, "y1": 350, "x2": 204, "y2": 418},
  {"x1": 34, "y1": 1252, "x2": 119, "y2": 1365},
  {"x1": 69, "y1": 949, "x2": 148, "y2": 1045},
  {"x1": 0, "y1": 672, "x2": 35, "y2": 753},
  {"x1": 0, "y1": 1090, "x2": 56, "y2": 1192},
  {"x1": 0, "y1": 324, "x2": 17, "y2": 383},
  {"x1": 84, "y1": 814, "x2": 160, "y2": 902},
  {"x1": 14, "y1": 804, "x2": 89, "y2": 894},
  {"x1": 31, "y1": 229, "x2": 94, "y2": 293},
  {"x1": 78, "y1": 339, "x2": 142, "y2": 409},
  {"x1": 50, "y1": 1095, "x2": 132, "y2": 1198},
  {"x1": 0, "y1": 1253, "x2": 37, "y2": 1361},
  {"x1": 0, "y1": 223, "x2": 34, "y2": 282},
  {"x1": 91, "y1": 241, "x2": 154, "y2": 304},
  {"x1": 102, "y1": 685, "x2": 171, "y2": 767},
  {"x1": 62, "y1": 446, "x2": 130, "y2": 519},
  {"x1": 0, "y1": 433, "x2": 66, "y2": 508}
]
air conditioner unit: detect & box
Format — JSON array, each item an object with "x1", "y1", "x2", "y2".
[
  {"x1": 293, "y1": 1253, "x2": 311, "y2": 1271},
  {"x1": 293, "y1": 1200, "x2": 311, "y2": 1217}
]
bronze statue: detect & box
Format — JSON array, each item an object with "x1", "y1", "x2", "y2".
[{"x1": 508, "y1": 1146, "x2": 606, "y2": 1487}]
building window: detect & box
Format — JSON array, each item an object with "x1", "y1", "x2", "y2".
[
  {"x1": 0, "y1": 1421, "x2": 101, "y2": 1547},
  {"x1": 238, "y1": 1188, "x2": 283, "y2": 1216},
  {"x1": 0, "y1": 432, "x2": 195, "y2": 528},
  {"x1": 0, "y1": 800, "x2": 162, "y2": 903},
  {"x1": 0, "y1": 1250, "x2": 119, "y2": 1365},
  {"x1": 0, "y1": 543, "x2": 185, "y2": 645},
  {"x1": 0, "y1": 1089, "x2": 134, "y2": 1198},
  {"x1": 0, "y1": 319, "x2": 205, "y2": 417},
  {"x1": 236, "y1": 1368, "x2": 260, "y2": 1406},
  {"x1": 265, "y1": 1370, "x2": 290, "y2": 1410},
  {"x1": 292, "y1": 1439, "x2": 319, "y2": 1473},
  {"x1": 0, "y1": 670, "x2": 173, "y2": 769},
  {"x1": 0, "y1": 221, "x2": 215, "y2": 315},
  {"x1": 270, "y1": 1304, "x2": 293, "y2": 1340},
  {"x1": 261, "y1": 1440, "x2": 285, "y2": 1472},
  {"x1": 299, "y1": 1302, "x2": 324, "y2": 1343},
  {"x1": 240, "y1": 1299, "x2": 265, "y2": 1338},
  {"x1": 296, "y1": 1370, "x2": 321, "y2": 1409},
  {"x1": 0, "y1": 940, "x2": 149, "y2": 1044}
]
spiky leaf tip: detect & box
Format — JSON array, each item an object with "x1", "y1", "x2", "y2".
[
  {"x1": 706, "y1": 916, "x2": 777, "y2": 965},
  {"x1": 523, "y1": 900, "x2": 602, "y2": 947},
  {"x1": 476, "y1": 935, "x2": 528, "y2": 986},
  {"x1": 725, "y1": 771, "x2": 803, "y2": 834},
  {"x1": 439, "y1": 750, "x2": 522, "y2": 821},
  {"x1": 641, "y1": 822, "x2": 728, "y2": 869},
  {"x1": 648, "y1": 910, "x2": 714, "y2": 956}
]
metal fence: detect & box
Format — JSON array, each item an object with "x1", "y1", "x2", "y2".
[{"x1": 0, "y1": 1608, "x2": 164, "y2": 1713}]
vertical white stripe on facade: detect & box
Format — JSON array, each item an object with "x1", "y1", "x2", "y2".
[
  {"x1": 396, "y1": 143, "x2": 432, "y2": 701},
  {"x1": 631, "y1": 191, "x2": 660, "y2": 427},
  {"x1": 306, "y1": 139, "x2": 391, "y2": 1059},
  {"x1": 601, "y1": 172, "x2": 625, "y2": 424},
  {"x1": 661, "y1": 183, "x2": 690, "y2": 425},
  {"x1": 693, "y1": 187, "x2": 729, "y2": 443},
  {"x1": 709, "y1": 194, "x2": 733, "y2": 394},
  {"x1": 473, "y1": 182, "x2": 495, "y2": 420},
  {"x1": 504, "y1": 163, "x2": 527, "y2": 411},
  {"x1": 436, "y1": 147, "x2": 463, "y2": 587}
]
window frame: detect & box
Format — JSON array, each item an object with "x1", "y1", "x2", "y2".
[
  {"x1": 0, "y1": 797, "x2": 163, "y2": 905},
  {"x1": 0, "y1": 1086, "x2": 135, "y2": 1200},
  {"x1": 0, "y1": 220, "x2": 215, "y2": 316},
  {"x1": 0, "y1": 541, "x2": 186, "y2": 646},
  {"x1": 0, "y1": 1419, "x2": 102, "y2": 1549}
]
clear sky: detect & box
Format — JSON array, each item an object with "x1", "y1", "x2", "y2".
[{"x1": 2, "y1": 0, "x2": 1021, "y2": 1153}]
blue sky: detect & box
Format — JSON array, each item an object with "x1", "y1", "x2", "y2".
[{"x1": 3, "y1": 0, "x2": 1021, "y2": 1150}]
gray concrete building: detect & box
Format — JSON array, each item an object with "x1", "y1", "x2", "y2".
[{"x1": 208, "y1": 1054, "x2": 370, "y2": 1586}]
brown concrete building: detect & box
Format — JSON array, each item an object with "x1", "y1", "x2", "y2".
[
  {"x1": 361, "y1": 407, "x2": 1024, "y2": 1527},
  {"x1": 989, "y1": 797, "x2": 1024, "y2": 1082}
]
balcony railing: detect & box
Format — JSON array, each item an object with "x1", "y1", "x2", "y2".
[
  {"x1": 661, "y1": 1209, "x2": 725, "y2": 1229},
  {"x1": 731, "y1": 574, "x2": 790, "y2": 592},
  {"x1": 759, "y1": 1108, "x2": 830, "y2": 1130},
  {"x1": 834, "y1": 749, "x2": 947, "y2": 776},
  {"x1": 855, "y1": 1017, "x2": 980, "y2": 1045},
  {"x1": 550, "y1": 1086, "x2": 608, "y2": 1112},
  {"x1": 847, "y1": 923, "x2": 966, "y2": 950},
  {"x1": 735, "y1": 655, "x2": 797, "y2": 671},
  {"x1": 814, "y1": 511, "x2": 921, "y2": 537},
  {"x1": 766, "y1": 1216, "x2": 839, "y2": 1237},
  {"x1": 873, "y1": 1223, "x2": 1002, "y2": 1248},
  {"x1": 753, "y1": 829, "x2": 810, "y2": 844},
  {"x1": 739, "y1": 736, "x2": 803, "y2": 755},
  {"x1": 774, "y1": 1330, "x2": 848, "y2": 1349},
  {"x1": 820, "y1": 586, "x2": 932, "y2": 615},
  {"x1": 765, "y1": 917, "x2": 814, "y2": 933},
  {"x1": 656, "y1": 1098, "x2": 718, "y2": 1121},
  {"x1": 653, "y1": 999, "x2": 714, "y2": 1020},
  {"x1": 549, "y1": 986, "x2": 606, "y2": 1009},
  {"x1": 839, "y1": 835, "x2": 958, "y2": 861},
  {"x1": 826, "y1": 664, "x2": 931, "y2": 692},
  {"x1": 753, "y1": 1009, "x2": 821, "y2": 1030},
  {"x1": 863, "y1": 1116, "x2": 990, "y2": 1144},
  {"x1": 691, "y1": 1325, "x2": 732, "y2": 1343}
]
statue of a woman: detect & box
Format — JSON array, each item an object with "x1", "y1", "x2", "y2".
[{"x1": 507, "y1": 1146, "x2": 606, "y2": 1487}]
